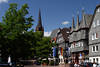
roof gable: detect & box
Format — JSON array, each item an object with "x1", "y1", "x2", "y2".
[{"x1": 89, "y1": 5, "x2": 100, "y2": 32}]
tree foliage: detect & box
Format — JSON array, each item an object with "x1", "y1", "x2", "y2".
[
  {"x1": 0, "y1": 3, "x2": 54, "y2": 62},
  {"x1": 0, "y1": 3, "x2": 34, "y2": 62}
]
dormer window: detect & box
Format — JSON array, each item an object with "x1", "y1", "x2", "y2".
[
  {"x1": 92, "y1": 33, "x2": 95, "y2": 40},
  {"x1": 92, "y1": 33, "x2": 98, "y2": 40},
  {"x1": 97, "y1": 8, "x2": 100, "y2": 12},
  {"x1": 97, "y1": 20, "x2": 100, "y2": 26},
  {"x1": 96, "y1": 33, "x2": 98, "y2": 39},
  {"x1": 93, "y1": 22, "x2": 96, "y2": 27}
]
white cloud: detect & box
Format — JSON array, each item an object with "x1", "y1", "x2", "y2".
[
  {"x1": 0, "y1": 0, "x2": 8, "y2": 3},
  {"x1": 62, "y1": 21, "x2": 69, "y2": 25},
  {"x1": 44, "y1": 31, "x2": 51, "y2": 37}
]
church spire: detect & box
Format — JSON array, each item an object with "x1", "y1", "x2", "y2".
[
  {"x1": 76, "y1": 12, "x2": 79, "y2": 30},
  {"x1": 71, "y1": 16, "x2": 75, "y2": 32},
  {"x1": 35, "y1": 9, "x2": 44, "y2": 32},
  {"x1": 38, "y1": 9, "x2": 42, "y2": 26}
]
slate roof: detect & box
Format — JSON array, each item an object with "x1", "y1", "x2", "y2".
[
  {"x1": 79, "y1": 14, "x2": 93, "y2": 29},
  {"x1": 89, "y1": 5, "x2": 100, "y2": 31},
  {"x1": 50, "y1": 29, "x2": 60, "y2": 39},
  {"x1": 60, "y1": 28, "x2": 70, "y2": 42}
]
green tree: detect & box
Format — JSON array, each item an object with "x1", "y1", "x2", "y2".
[
  {"x1": 0, "y1": 3, "x2": 34, "y2": 62},
  {"x1": 35, "y1": 35, "x2": 54, "y2": 59}
]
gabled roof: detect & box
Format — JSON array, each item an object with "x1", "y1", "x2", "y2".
[
  {"x1": 79, "y1": 14, "x2": 92, "y2": 28},
  {"x1": 60, "y1": 28, "x2": 70, "y2": 42},
  {"x1": 89, "y1": 5, "x2": 100, "y2": 31},
  {"x1": 50, "y1": 28, "x2": 60, "y2": 39}
]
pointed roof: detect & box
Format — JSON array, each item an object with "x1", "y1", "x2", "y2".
[
  {"x1": 38, "y1": 9, "x2": 42, "y2": 27},
  {"x1": 71, "y1": 17, "x2": 75, "y2": 32},
  {"x1": 35, "y1": 9, "x2": 44, "y2": 32},
  {"x1": 76, "y1": 13, "x2": 79, "y2": 30},
  {"x1": 81, "y1": 9, "x2": 87, "y2": 28},
  {"x1": 79, "y1": 9, "x2": 92, "y2": 29}
]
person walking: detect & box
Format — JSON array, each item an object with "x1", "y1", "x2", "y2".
[
  {"x1": 74, "y1": 62, "x2": 80, "y2": 67},
  {"x1": 93, "y1": 62, "x2": 97, "y2": 67}
]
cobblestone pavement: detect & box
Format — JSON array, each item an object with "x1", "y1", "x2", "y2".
[{"x1": 24, "y1": 64, "x2": 69, "y2": 67}]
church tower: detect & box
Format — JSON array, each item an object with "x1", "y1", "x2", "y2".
[{"x1": 35, "y1": 9, "x2": 44, "y2": 33}]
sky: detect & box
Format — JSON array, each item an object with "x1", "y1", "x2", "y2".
[{"x1": 0, "y1": 0, "x2": 100, "y2": 36}]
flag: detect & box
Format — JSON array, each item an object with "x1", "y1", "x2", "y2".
[{"x1": 53, "y1": 47, "x2": 56, "y2": 57}]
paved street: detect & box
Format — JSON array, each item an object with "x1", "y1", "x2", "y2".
[{"x1": 24, "y1": 64, "x2": 69, "y2": 67}]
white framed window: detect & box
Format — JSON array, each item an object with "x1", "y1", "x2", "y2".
[
  {"x1": 96, "y1": 46, "x2": 98, "y2": 52},
  {"x1": 97, "y1": 20, "x2": 100, "y2": 26},
  {"x1": 92, "y1": 45, "x2": 98, "y2": 52},
  {"x1": 95, "y1": 33, "x2": 98, "y2": 39},
  {"x1": 95, "y1": 33, "x2": 96, "y2": 39},
  {"x1": 92, "y1": 34, "x2": 94, "y2": 40},
  {"x1": 96, "y1": 58, "x2": 98, "y2": 63},
  {"x1": 92, "y1": 46, "x2": 95, "y2": 52},
  {"x1": 93, "y1": 58, "x2": 95, "y2": 62},
  {"x1": 92, "y1": 33, "x2": 98, "y2": 40},
  {"x1": 81, "y1": 42, "x2": 83, "y2": 47},
  {"x1": 97, "y1": 8, "x2": 100, "y2": 12},
  {"x1": 93, "y1": 22, "x2": 96, "y2": 27}
]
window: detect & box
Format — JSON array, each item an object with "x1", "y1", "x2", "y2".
[
  {"x1": 92, "y1": 33, "x2": 98, "y2": 40},
  {"x1": 95, "y1": 33, "x2": 96, "y2": 39},
  {"x1": 96, "y1": 58, "x2": 98, "y2": 63},
  {"x1": 97, "y1": 20, "x2": 100, "y2": 26},
  {"x1": 93, "y1": 58, "x2": 95, "y2": 62},
  {"x1": 96, "y1": 46, "x2": 98, "y2": 51},
  {"x1": 97, "y1": 8, "x2": 100, "y2": 12},
  {"x1": 92, "y1": 33, "x2": 95, "y2": 40},
  {"x1": 96, "y1": 33, "x2": 98, "y2": 39},
  {"x1": 93, "y1": 22, "x2": 96, "y2": 27},
  {"x1": 95, "y1": 33, "x2": 98, "y2": 39},
  {"x1": 92, "y1": 46, "x2": 98, "y2": 52},
  {"x1": 93, "y1": 46, "x2": 95, "y2": 52}
]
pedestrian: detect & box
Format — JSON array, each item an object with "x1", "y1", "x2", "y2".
[
  {"x1": 87, "y1": 63, "x2": 89, "y2": 67},
  {"x1": 70, "y1": 62, "x2": 74, "y2": 67},
  {"x1": 93, "y1": 62, "x2": 97, "y2": 67},
  {"x1": 74, "y1": 62, "x2": 80, "y2": 67}
]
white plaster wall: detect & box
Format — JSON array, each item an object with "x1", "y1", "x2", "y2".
[{"x1": 89, "y1": 57, "x2": 100, "y2": 64}]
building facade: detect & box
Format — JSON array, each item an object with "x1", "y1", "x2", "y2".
[
  {"x1": 89, "y1": 5, "x2": 100, "y2": 64},
  {"x1": 69, "y1": 11, "x2": 92, "y2": 64},
  {"x1": 56, "y1": 28, "x2": 70, "y2": 64}
]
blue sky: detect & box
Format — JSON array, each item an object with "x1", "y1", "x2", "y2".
[{"x1": 0, "y1": 0, "x2": 100, "y2": 36}]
